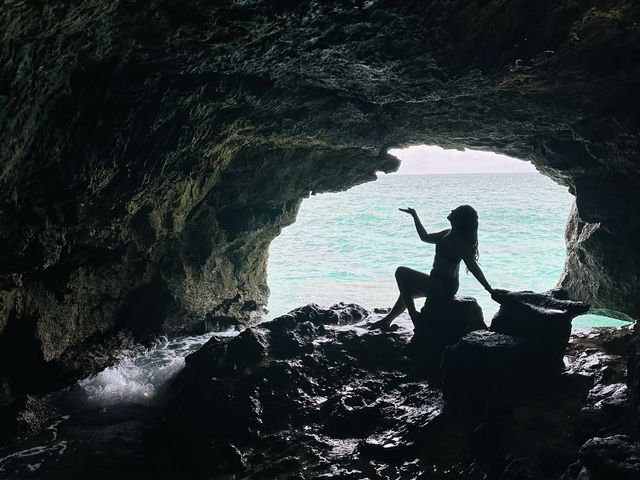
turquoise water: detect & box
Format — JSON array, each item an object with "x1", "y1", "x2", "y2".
[{"x1": 267, "y1": 173, "x2": 628, "y2": 329}]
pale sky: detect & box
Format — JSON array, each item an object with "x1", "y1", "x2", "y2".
[{"x1": 386, "y1": 145, "x2": 537, "y2": 175}]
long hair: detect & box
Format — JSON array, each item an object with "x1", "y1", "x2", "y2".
[{"x1": 449, "y1": 205, "x2": 479, "y2": 261}]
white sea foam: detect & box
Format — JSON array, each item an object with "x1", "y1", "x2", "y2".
[
  {"x1": 0, "y1": 442, "x2": 67, "y2": 472},
  {"x1": 78, "y1": 331, "x2": 237, "y2": 406}
]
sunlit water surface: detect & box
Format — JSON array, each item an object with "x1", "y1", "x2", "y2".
[{"x1": 267, "y1": 173, "x2": 628, "y2": 330}]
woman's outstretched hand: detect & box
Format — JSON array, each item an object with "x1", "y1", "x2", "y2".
[
  {"x1": 490, "y1": 288, "x2": 510, "y2": 302},
  {"x1": 399, "y1": 207, "x2": 417, "y2": 217}
]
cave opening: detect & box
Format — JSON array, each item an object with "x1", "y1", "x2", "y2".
[{"x1": 267, "y1": 146, "x2": 628, "y2": 330}]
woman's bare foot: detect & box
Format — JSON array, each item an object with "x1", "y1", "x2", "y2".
[{"x1": 368, "y1": 318, "x2": 393, "y2": 330}]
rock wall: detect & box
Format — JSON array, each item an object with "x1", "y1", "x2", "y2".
[
  {"x1": 1, "y1": 0, "x2": 639, "y2": 391},
  {"x1": 559, "y1": 201, "x2": 640, "y2": 321}
]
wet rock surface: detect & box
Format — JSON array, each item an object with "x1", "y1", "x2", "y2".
[
  {"x1": 0, "y1": 305, "x2": 634, "y2": 479},
  {"x1": 144, "y1": 305, "x2": 634, "y2": 480},
  {"x1": 567, "y1": 326, "x2": 635, "y2": 444},
  {"x1": 2, "y1": 1, "x2": 640, "y2": 393},
  {"x1": 562, "y1": 435, "x2": 640, "y2": 480}
]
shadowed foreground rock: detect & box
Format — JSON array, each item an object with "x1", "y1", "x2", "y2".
[
  {"x1": 491, "y1": 289, "x2": 590, "y2": 374},
  {"x1": 443, "y1": 289, "x2": 590, "y2": 407},
  {"x1": 562, "y1": 435, "x2": 640, "y2": 480},
  {"x1": 148, "y1": 304, "x2": 633, "y2": 480},
  {"x1": 442, "y1": 330, "x2": 526, "y2": 406},
  {"x1": 628, "y1": 322, "x2": 640, "y2": 433},
  {"x1": 407, "y1": 296, "x2": 486, "y2": 376},
  {"x1": 417, "y1": 296, "x2": 486, "y2": 342}
]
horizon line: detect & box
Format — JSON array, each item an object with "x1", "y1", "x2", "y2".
[{"x1": 378, "y1": 170, "x2": 540, "y2": 176}]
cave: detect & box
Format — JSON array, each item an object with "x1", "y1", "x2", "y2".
[{"x1": 1, "y1": 1, "x2": 640, "y2": 478}]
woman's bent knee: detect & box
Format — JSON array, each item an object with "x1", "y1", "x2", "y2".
[{"x1": 395, "y1": 266, "x2": 410, "y2": 280}]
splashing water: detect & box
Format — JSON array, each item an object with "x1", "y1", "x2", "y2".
[{"x1": 77, "y1": 330, "x2": 237, "y2": 406}]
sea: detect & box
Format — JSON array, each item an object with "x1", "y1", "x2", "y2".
[{"x1": 266, "y1": 172, "x2": 627, "y2": 329}]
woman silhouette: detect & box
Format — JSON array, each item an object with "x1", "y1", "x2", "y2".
[{"x1": 369, "y1": 205, "x2": 494, "y2": 330}]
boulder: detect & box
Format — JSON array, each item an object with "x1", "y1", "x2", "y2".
[
  {"x1": 491, "y1": 289, "x2": 589, "y2": 374},
  {"x1": 409, "y1": 296, "x2": 486, "y2": 370},
  {"x1": 226, "y1": 327, "x2": 268, "y2": 366},
  {"x1": 264, "y1": 321, "x2": 316, "y2": 359},
  {"x1": 276, "y1": 302, "x2": 368, "y2": 327},
  {"x1": 418, "y1": 295, "x2": 486, "y2": 339},
  {"x1": 441, "y1": 290, "x2": 590, "y2": 407},
  {"x1": 562, "y1": 435, "x2": 640, "y2": 480},
  {"x1": 442, "y1": 330, "x2": 526, "y2": 406},
  {"x1": 573, "y1": 383, "x2": 630, "y2": 442}
]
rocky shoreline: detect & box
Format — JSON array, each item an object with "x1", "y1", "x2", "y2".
[{"x1": 1, "y1": 300, "x2": 637, "y2": 479}]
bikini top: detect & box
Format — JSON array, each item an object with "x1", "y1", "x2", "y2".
[{"x1": 433, "y1": 240, "x2": 461, "y2": 278}]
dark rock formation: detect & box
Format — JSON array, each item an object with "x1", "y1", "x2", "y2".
[
  {"x1": 442, "y1": 330, "x2": 526, "y2": 404},
  {"x1": 491, "y1": 289, "x2": 590, "y2": 374},
  {"x1": 562, "y1": 435, "x2": 640, "y2": 480},
  {"x1": 1, "y1": 1, "x2": 640, "y2": 394},
  {"x1": 147, "y1": 305, "x2": 632, "y2": 479},
  {"x1": 0, "y1": 305, "x2": 633, "y2": 479},
  {"x1": 417, "y1": 295, "x2": 486, "y2": 339},
  {"x1": 0, "y1": 394, "x2": 55, "y2": 446},
  {"x1": 153, "y1": 303, "x2": 425, "y2": 477},
  {"x1": 155, "y1": 303, "x2": 369, "y2": 438},
  {"x1": 566, "y1": 325, "x2": 635, "y2": 443},
  {"x1": 629, "y1": 322, "x2": 640, "y2": 434},
  {"x1": 443, "y1": 290, "x2": 592, "y2": 406},
  {"x1": 410, "y1": 295, "x2": 486, "y2": 371}
]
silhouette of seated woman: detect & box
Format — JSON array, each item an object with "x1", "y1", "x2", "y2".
[{"x1": 369, "y1": 205, "x2": 494, "y2": 330}]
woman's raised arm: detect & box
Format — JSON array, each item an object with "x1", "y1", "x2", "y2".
[{"x1": 399, "y1": 208, "x2": 449, "y2": 243}]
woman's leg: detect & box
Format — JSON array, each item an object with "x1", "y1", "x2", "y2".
[
  {"x1": 395, "y1": 266, "x2": 428, "y2": 323},
  {"x1": 369, "y1": 293, "x2": 415, "y2": 329},
  {"x1": 384, "y1": 294, "x2": 408, "y2": 321},
  {"x1": 370, "y1": 266, "x2": 439, "y2": 329}
]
